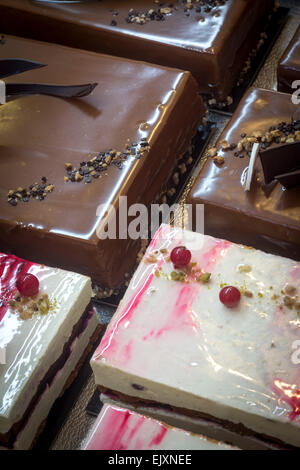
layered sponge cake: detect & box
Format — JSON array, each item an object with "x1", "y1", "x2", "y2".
[
  {"x1": 91, "y1": 224, "x2": 300, "y2": 449},
  {"x1": 0, "y1": 253, "x2": 101, "y2": 449},
  {"x1": 0, "y1": 34, "x2": 205, "y2": 292},
  {"x1": 82, "y1": 403, "x2": 237, "y2": 450},
  {"x1": 0, "y1": 0, "x2": 276, "y2": 102}
]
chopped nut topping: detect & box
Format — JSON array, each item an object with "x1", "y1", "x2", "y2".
[
  {"x1": 213, "y1": 155, "x2": 225, "y2": 165},
  {"x1": 7, "y1": 178, "x2": 54, "y2": 206},
  {"x1": 200, "y1": 272, "x2": 211, "y2": 283},
  {"x1": 283, "y1": 295, "x2": 295, "y2": 309},
  {"x1": 238, "y1": 264, "x2": 252, "y2": 273},
  {"x1": 244, "y1": 290, "x2": 253, "y2": 298},
  {"x1": 285, "y1": 285, "x2": 297, "y2": 296}
]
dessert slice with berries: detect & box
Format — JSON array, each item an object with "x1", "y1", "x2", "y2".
[
  {"x1": 82, "y1": 403, "x2": 237, "y2": 450},
  {"x1": 91, "y1": 224, "x2": 300, "y2": 449},
  {"x1": 0, "y1": 253, "x2": 102, "y2": 449}
]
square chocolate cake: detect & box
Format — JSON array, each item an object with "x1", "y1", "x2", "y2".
[
  {"x1": 188, "y1": 87, "x2": 300, "y2": 260},
  {"x1": 0, "y1": 0, "x2": 276, "y2": 102},
  {"x1": 0, "y1": 34, "x2": 205, "y2": 291}
]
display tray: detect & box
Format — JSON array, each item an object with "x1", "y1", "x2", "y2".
[{"x1": 209, "y1": 6, "x2": 290, "y2": 116}]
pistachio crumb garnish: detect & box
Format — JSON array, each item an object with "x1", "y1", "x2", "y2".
[
  {"x1": 160, "y1": 248, "x2": 167, "y2": 254},
  {"x1": 171, "y1": 271, "x2": 186, "y2": 282},
  {"x1": 8, "y1": 291, "x2": 55, "y2": 319},
  {"x1": 200, "y1": 272, "x2": 211, "y2": 284}
]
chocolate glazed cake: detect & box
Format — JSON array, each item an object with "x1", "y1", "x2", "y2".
[
  {"x1": 278, "y1": 24, "x2": 300, "y2": 93},
  {"x1": 0, "y1": 35, "x2": 206, "y2": 292},
  {"x1": 0, "y1": 0, "x2": 276, "y2": 102},
  {"x1": 188, "y1": 88, "x2": 300, "y2": 260}
]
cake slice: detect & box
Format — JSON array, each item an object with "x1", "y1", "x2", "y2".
[
  {"x1": 0, "y1": 0, "x2": 276, "y2": 103},
  {"x1": 0, "y1": 34, "x2": 205, "y2": 294},
  {"x1": 187, "y1": 87, "x2": 300, "y2": 261},
  {"x1": 82, "y1": 403, "x2": 237, "y2": 450},
  {"x1": 0, "y1": 253, "x2": 101, "y2": 449},
  {"x1": 278, "y1": 25, "x2": 300, "y2": 94},
  {"x1": 91, "y1": 224, "x2": 300, "y2": 449}
]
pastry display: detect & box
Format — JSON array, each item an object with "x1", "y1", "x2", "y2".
[
  {"x1": 188, "y1": 87, "x2": 300, "y2": 261},
  {"x1": 0, "y1": 0, "x2": 299, "y2": 451},
  {"x1": 82, "y1": 403, "x2": 237, "y2": 450},
  {"x1": 91, "y1": 224, "x2": 300, "y2": 449},
  {"x1": 0, "y1": 34, "x2": 205, "y2": 293},
  {"x1": 0, "y1": 0, "x2": 276, "y2": 103},
  {"x1": 278, "y1": 25, "x2": 300, "y2": 93},
  {"x1": 0, "y1": 252, "x2": 101, "y2": 449}
]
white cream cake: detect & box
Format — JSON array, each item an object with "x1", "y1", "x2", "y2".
[
  {"x1": 82, "y1": 403, "x2": 237, "y2": 450},
  {"x1": 0, "y1": 253, "x2": 100, "y2": 449},
  {"x1": 91, "y1": 224, "x2": 300, "y2": 448}
]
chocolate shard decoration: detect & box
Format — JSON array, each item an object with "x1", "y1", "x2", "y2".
[
  {"x1": 275, "y1": 169, "x2": 300, "y2": 190},
  {"x1": 0, "y1": 58, "x2": 46, "y2": 79},
  {"x1": 6, "y1": 82, "x2": 98, "y2": 99},
  {"x1": 259, "y1": 140, "x2": 300, "y2": 185}
]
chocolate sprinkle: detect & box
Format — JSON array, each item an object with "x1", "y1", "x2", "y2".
[
  {"x1": 7, "y1": 178, "x2": 54, "y2": 206},
  {"x1": 65, "y1": 139, "x2": 150, "y2": 184}
]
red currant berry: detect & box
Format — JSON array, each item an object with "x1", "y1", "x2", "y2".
[
  {"x1": 16, "y1": 273, "x2": 39, "y2": 297},
  {"x1": 219, "y1": 286, "x2": 241, "y2": 308},
  {"x1": 170, "y1": 246, "x2": 192, "y2": 269}
]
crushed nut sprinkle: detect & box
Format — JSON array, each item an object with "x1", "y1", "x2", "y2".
[
  {"x1": 64, "y1": 139, "x2": 150, "y2": 184},
  {"x1": 109, "y1": 1, "x2": 229, "y2": 27},
  {"x1": 238, "y1": 264, "x2": 252, "y2": 273},
  {"x1": 9, "y1": 291, "x2": 57, "y2": 320},
  {"x1": 210, "y1": 118, "x2": 300, "y2": 166},
  {"x1": 7, "y1": 177, "x2": 54, "y2": 206}
]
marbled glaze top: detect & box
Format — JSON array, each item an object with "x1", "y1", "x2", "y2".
[
  {"x1": 82, "y1": 403, "x2": 236, "y2": 450},
  {"x1": 91, "y1": 224, "x2": 300, "y2": 447}
]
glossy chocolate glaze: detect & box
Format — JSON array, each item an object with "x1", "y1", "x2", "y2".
[
  {"x1": 188, "y1": 88, "x2": 300, "y2": 260},
  {"x1": 0, "y1": 0, "x2": 275, "y2": 101},
  {"x1": 0, "y1": 35, "x2": 205, "y2": 288},
  {"x1": 278, "y1": 25, "x2": 300, "y2": 93}
]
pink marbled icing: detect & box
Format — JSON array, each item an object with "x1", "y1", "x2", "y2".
[
  {"x1": 83, "y1": 404, "x2": 168, "y2": 450},
  {"x1": 94, "y1": 227, "x2": 231, "y2": 368}
]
